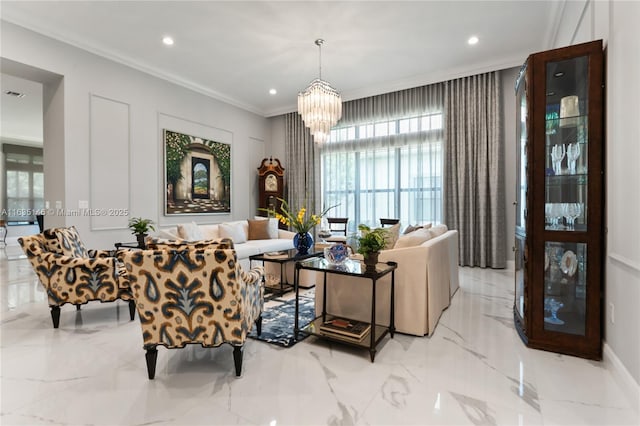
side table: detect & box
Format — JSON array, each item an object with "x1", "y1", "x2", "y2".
[
  {"x1": 114, "y1": 241, "x2": 145, "y2": 250},
  {"x1": 294, "y1": 258, "x2": 397, "y2": 362},
  {"x1": 250, "y1": 249, "x2": 323, "y2": 298}
]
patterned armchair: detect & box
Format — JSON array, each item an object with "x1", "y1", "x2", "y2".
[
  {"x1": 119, "y1": 242, "x2": 264, "y2": 378},
  {"x1": 18, "y1": 226, "x2": 135, "y2": 328}
]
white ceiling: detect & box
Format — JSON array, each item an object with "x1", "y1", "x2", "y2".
[
  {"x1": 1, "y1": 0, "x2": 562, "y2": 123},
  {"x1": 0, "y1": 73, "x2": 43, "y2": 144}
]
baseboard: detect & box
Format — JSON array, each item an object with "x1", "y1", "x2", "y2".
[{"x1": 603, "y1": 342, "x2": 640, "y2": 412}]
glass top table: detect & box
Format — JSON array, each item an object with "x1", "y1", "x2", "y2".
[
  {"x1": 249, "y1": 249, "x2": 323, "y2": 297},
  {"x1": 293, "y1": 257, "x2": 397, "y2": 362}
]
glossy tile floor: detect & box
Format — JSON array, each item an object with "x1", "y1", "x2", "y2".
[{"x1": 1, "y1": 244, "x2": 638, "y2": 426}]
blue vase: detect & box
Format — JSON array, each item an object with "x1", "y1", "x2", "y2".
[{"x1": 293, "y1": 232, "x2": 314, "y2": 256}]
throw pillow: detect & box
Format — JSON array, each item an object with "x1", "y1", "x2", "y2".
[
  {"x1": 430, "y1": 224, "x2": 448, "y2": 237},
  {"x1": 384, "y1": 222, "x2": 401, "y2": 250},
  {"x1": 394, "y1": 228, "x2": 433, "y2": 249},
  {"x1": 403, "y1": 224, "x2": 423, "y2": 235},
  {"x1": 56, "y1": 226, "x2": 89, "y2": 257},
  {"x1": 177, "y1": 221, "x2": 204, "y2": 241},
  {"x1": 219, "y1": 222, "x2": 248, "y2": 244},
  {"x1": 254, "y1": 216, "x2": 279, "y2": 239},
  {"x1": 247, "y1": 219, "x2": 272, "y2": 240}
]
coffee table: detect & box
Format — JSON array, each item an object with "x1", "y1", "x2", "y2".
[{"x1": 249, "y1": 249, "x2": 323, "y2": 298}]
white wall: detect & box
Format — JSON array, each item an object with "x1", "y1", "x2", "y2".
[
  {"x1": 1, "y1": 22, "x2": 272, "y2": 247},
  {"x1": 553, "y1": 0, "x2": 640, "y2": 403}
]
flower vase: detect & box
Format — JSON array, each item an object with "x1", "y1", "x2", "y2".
[{"x1": 293, "y1": 232, "x2": 314, "y2": 256}]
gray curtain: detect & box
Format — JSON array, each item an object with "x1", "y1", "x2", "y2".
[
  {"x1": 444, "y1": 71, "x2": 506, "y2": 268},
  {"x1": 284, "y1": 112, "x2": 321, "y2": 229}
]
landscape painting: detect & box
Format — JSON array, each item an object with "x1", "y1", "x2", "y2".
[{"x1": 164, "y1": 129, "x2": 231, "y2": 215}]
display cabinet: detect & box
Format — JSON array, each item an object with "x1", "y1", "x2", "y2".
[{"x1": 514, "y1": 40, "x2": 604, "y2": 360}]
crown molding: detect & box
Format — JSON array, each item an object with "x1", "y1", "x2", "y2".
[{"x1": 1, "y1": 17, "x2": 266, "y2": 117}]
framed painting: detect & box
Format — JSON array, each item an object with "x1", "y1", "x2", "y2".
[{"x1": 164, "y1": 129, "x2": 231, "y2": 215}]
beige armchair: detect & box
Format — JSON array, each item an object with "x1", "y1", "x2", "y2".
[
  {"x1": 119, "y1": 244, "x2": 264, "y2": 378},
  {"x1": 18, "y1": 226, "x2": 134, "y2": 328}
]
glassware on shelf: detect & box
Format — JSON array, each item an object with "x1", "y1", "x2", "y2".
[
  {"x1": 563, "y1": 203, "x2": 583, "y2": 229},
  {"x1": 551, "y1": 144, "x2": 566, "y2": 175},
  {"x1": 567, "y1": 142, "x2": 581, "y2": 174},
  {"x1": 544, "y1": 297, "x2": 565, "y2": 325},
  {"x1": 552, "y1": 203, "x2": 564, "y2": 229}
]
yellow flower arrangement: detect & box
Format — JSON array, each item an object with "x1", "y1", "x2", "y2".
[{"x1": 262, "y1": 198, "x2": 336, "y2": 234}]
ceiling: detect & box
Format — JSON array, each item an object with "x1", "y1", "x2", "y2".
[{"x1": 1, "y1": 1, "x2": 562, "y2": 126}]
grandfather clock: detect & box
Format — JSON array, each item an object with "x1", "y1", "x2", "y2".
[{"x1": 257, "y1": 157, "x2": 285, "y2": 228}]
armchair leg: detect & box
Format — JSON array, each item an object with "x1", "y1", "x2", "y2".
[
  {"x1": 50, "y1": 306, "x2": 60, "y2": 328},
  {"x1": 145, "y1": 347, "x2": 158, "y2": 380},
  {"x1": 232, "y1": 346, "x2": 243, "y2": 377},
  {"x1": 256, "y1": 314, "x2": 262, "y2": 336},
  {"x1": 76, "y1": 305, "x2": 81, "y2": 311},
  {"x1": 128, "y1": 300, "x2": 136, "y2": 320}
]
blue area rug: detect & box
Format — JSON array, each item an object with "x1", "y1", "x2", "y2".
[{"x1": 248, "y1": 294, "x2": 316, "y2": 347}]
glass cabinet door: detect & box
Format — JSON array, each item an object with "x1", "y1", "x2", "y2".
[
  {"x1": 542, "y1": 54, "x2": 590, "y2": 336},
  {"x1": 514, "y1": 66, "x2": 528, "y2": 325},
  {"x1": 544, "y1": 56, "x2": 589, "y2": 232}
]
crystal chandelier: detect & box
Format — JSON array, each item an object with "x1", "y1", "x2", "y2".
[{"x1": 297, "y1": 39, "x2": 342, "y2": 146}]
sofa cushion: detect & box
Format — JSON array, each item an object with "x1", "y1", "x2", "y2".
[
  {"x1": 199, "y1": 224, "x2": 220, "y2": 240},
  {"x1": 56, "y1": 226, "x2": 89, "y2": 257},
  {"x1": 219, "y1": 222, "x2": 247, "y2": 244},
  {"x1": 177, "y1": 222, "x2": 204, "y2": 241},
  {"x1": 384, "y1": 222, "x2": 401, "y2": 249},
  {"x1": 248, "y1": 219, "x2": 272, "y2": 240},
  {"x1": 394, "y1": 228, "x2": 433, "y2": 249},
  {"x1": 430, "y1": 224, "x2": 448, "y2": 237}
]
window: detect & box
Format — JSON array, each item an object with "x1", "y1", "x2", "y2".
[
  {"x1": 3, "y1": 144, "x2": 44, "y2": 223},
  {"x1": 322, "y1": 113, "x2": 443, "y2": 232}
]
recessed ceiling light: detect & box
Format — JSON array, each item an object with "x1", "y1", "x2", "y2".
[
  {"x1": 162, "y1": 36, "x2": 174, "y2": 46},
  {"x1": 468, "y1": 36, "x2": 479, "y2": 45},
  {"x1": 269, "y1": 89, "x2": 277, "y2": 95},
  {"x1": 554, "y1": 71, "x2": 564, "y2": 77}
]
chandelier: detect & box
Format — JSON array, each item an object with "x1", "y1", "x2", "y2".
[{"x1": 297, "y1": 39, "x2": 342, "y2": 146}]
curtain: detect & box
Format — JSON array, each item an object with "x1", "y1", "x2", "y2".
[
  {"x1": 283, "y1": 112, "x2": 321, "y2": 227},
  {"x1": 319, "y1": 84, "x2": 445, "y2": 232},
  {"x1": 444, "y1": 71, "x2": 506, "y2": 268}
]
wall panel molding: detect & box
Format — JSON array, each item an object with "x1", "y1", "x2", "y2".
[{"x1": 89, "y1": 94, "x2": 130, "y2": 230}]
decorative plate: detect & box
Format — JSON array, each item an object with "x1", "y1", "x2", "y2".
[{"x1": 560, "y1": 250, "x2": 577, "y2": 276}]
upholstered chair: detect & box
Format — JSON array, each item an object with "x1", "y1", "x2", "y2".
[
  {"x1": 18, "y1": 226, "x2": 135, "y2": 328},
  {"x1": 119, "y1": 245, "x2": 264, "y2": 378}
]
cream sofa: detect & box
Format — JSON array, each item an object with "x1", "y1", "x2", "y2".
[
  {"x1": 153, "y1": 219, "x2": 295, "y2": 268},
  {"x1": 315, "y1": 227, "x2": 459, "y2": 336}
]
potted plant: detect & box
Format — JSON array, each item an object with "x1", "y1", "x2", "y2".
[
  {"x1": 356, "y1": 224, "x2": 388, "y2": 271},
  {"x1": 128, "y1": 217, "x2": 155, "y2": 248}
]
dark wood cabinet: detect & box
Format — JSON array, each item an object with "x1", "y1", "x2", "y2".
[
  {"x1": 257, "y1": 157, "x2": 285, "y2": 227},
  {"x1": 514, "y1": 40, "x2": 604, "y2": 360}
]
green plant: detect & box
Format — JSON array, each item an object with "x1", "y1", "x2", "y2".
[
  {"x1": 356, "y1": 224, "x2": 388, "y2": 256},
  {"x1": 128, "y1": 217, "x2": 155, "y2": 235}
]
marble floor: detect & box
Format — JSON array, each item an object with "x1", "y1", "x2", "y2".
[{"x1": 1, "y1": 244, "x2": 638, "y2": 426}]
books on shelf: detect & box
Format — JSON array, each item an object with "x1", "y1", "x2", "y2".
[{"x1": 319, "y1": 317, "x2": 371, "y2": 341}]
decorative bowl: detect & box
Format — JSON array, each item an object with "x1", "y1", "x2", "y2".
[{"x1": 324, "y1": 244, "x2": 349, "y2": 265}]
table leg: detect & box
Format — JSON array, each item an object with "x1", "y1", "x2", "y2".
[
  {"x1": 390, "y1": 269, "x2": 395, "y2": 338},
  {"x1": 294, "y1": 264, "x2": 300, "y2": 340},
  {"x1": 370, "y1": 277, "x2": 376, "y2": 363}
]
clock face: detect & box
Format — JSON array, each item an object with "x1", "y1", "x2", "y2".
[{"x1": 265, "y1": 174, "x2": 278, "y2": 192}]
